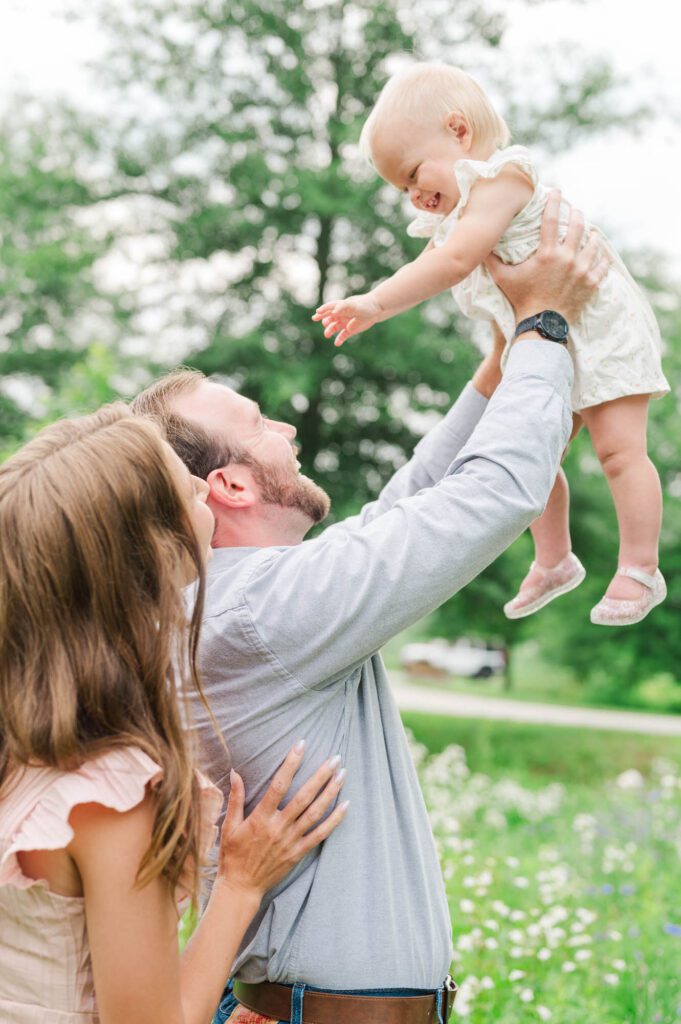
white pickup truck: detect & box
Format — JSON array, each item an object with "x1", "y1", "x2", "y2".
[{"x1": 400, "y1": 637, "x2": 506, "y2": 679}]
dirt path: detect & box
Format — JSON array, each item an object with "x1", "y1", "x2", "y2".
[{"x1": 391, "y1": 673, "x2": 681, "y2": 737}]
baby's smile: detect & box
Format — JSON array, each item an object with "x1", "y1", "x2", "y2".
[{"x1": 422, "y1": 192, "x2": 442, "y2": 210}]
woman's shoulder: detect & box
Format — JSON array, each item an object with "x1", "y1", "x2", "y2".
[{"x1": 0, "y1": 746, "x2": 164, "y2": 891}]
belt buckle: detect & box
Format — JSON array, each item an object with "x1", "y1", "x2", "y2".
[{"x1": 443, "y1": 976, "x2": 458, "y2": 1021}]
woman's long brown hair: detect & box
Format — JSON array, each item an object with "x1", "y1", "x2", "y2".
[{"x1": 0, "y1": 403, "x2": 208, "y2": 901}]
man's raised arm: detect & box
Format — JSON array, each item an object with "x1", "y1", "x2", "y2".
[{"x1": 242, "y1": 193, "x2": 608, "y2": 687}]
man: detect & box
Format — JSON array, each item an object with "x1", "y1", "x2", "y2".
[{"x1": 132, "y1": 193, "x2": 607, "y2": 1024}]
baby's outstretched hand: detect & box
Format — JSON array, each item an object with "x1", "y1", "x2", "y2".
[{"x1": 312, "y1": 294, "x2": 383, "y2": 347}]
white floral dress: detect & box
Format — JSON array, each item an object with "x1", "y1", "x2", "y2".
[{"x1": 407, "y1": 145, "x2": 669, "y2": 411}]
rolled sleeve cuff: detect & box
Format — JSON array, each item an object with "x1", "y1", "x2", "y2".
[
  {"x1": 504, "y1": 339, "x2": 574, "y2": 408},
  {"x1": 440, "y1": 382, "x2": 488, "y2": 435}
]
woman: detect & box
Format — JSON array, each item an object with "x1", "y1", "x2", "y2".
[{"x1": 0, "y1": 404, "x2": 348, "y2": 1023}]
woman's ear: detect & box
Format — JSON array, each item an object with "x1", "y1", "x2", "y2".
[
  {"x1": 206, "y1": 465, "x2": 258, "y2": 511},
  {"x1": 445, "y1": 112, "x2": 472, "y2": 150}
]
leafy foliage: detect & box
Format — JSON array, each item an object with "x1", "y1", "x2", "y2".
[{"x1": 3, "y1": 0, "x2": 677, "y2": 701}]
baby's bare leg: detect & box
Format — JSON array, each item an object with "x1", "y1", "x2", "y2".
[
  {"x1": 581, "y1": 394, "x2": 661, "y2": 601},
  {"x1": 518, "y1": 415, "x2": 582, "y2": 593},
  {"x1": 526, "y1": 468, "x2": 571, "y2": 573}
]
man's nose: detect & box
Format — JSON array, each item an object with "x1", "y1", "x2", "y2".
[
  {"x1": 409, "y1": 187, "x2": 421, "y2": 207},
  {"x1": 267, "y1": 418, "x2": 297, "y2": 441}
]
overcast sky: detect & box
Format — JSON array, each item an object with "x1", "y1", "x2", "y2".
[{"x1": 1, "y1": 0, "x2": 679, "y2": 274}]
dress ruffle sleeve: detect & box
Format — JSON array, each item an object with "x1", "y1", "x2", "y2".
[
  {"x1": 0, "y1": 747, "x2": 223, "y2": 891},
  {"x1": 453, "y1": 145, "x2": 538, "y2": 217},
  {"x1": 406, "y1": 210, "x2": 444, "y2": 239}
]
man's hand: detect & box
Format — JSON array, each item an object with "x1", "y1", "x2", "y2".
[{"x1": 484, "y1": 189, "x2": 609, "y2": 325}]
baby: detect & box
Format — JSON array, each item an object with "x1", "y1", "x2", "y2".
[{"x1": 313, "y1": 62, "x2": 669, "y2": 627}]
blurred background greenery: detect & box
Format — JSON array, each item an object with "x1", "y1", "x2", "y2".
[{"x1": 1, "y1": 0, "x2": 680, "y2": 711}]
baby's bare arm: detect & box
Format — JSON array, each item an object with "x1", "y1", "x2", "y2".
[
  {"x1": 313, "y1": 167, "x2": 532, "y2": 346},
  {"x1": 370, "y1": 167, "x2": 533, "y2": 316}
]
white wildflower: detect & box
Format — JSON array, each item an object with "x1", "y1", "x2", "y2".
[
  {"x1": 603, "y1": 973, "x2": 619, "y2": 986},
  {"x1": 616, "y1": 769, "x2": 645, "y2": 790},
  {"x1": 519, "y1": 988, "x2": 534, "y2": 1003},
  {"x1": 537, "y1": 1007, "x2": 552, "y2": 1021},
  {"x1": 562, "y1": 962, "x2": 577, "y2": 973},
  {"x1": 509, "y1": 970, "x2": 525, "y2": 981},
  {"x1": 459, "y1": 899, "x2": 475, "y2": 914}
]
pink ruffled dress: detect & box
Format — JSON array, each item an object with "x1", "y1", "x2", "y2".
[{"x1": 0, "y1": 746, "x2": 223, "y2": 1023}]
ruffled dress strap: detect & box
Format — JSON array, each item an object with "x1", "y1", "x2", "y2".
[
  {"x1": 0, "y1": 746, "x2": 223, "y2": 893},
  {"x1": 406, "y1": 209, "x2": 444, "y2": 239},
  {"x1": 453, "y1": 144, "x2": 538, "y2": 217},
  {"x1": 0, "y1": 747, "x2": 164, "y2": 890},
  {"x1": 406, "y1": 145, "x2": 538, "y2": 242}
]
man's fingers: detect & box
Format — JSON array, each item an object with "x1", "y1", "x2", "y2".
[
  {"x1": 257, "y1": 742, "x2": 306, "y2": 814},
  {"x1": 591, "y1": 253, "x2": 610, "y2": 286},
  {"x1": 563, "y1": 205, "x2": 585, "y2": 254},
  {"x1": 576, "y1": 228, "x2": 600, "y2": 268},
  {"x1": 576, "y1": 230, "x2": 610, "y2": 287},
  {"x1": 297, "y1": 800, "x2": 350, "y2": 854},
  {"x1": 538, "y1": 189, "x2": 562, "y2": 247},
  {"x1": 282, "y1": 756, "x2": 342, "y2": 822}
]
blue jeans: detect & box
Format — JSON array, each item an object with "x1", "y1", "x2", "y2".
[
  {"x1": 212, "y1": 981, "x2": 284, "y2": 1024},
  {"x1": 211, "y1": 979, "x2": 448, "y2": 1024}
]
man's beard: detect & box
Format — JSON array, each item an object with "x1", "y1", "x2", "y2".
[{"x1": 251, "y1": 459, "x2": 331, "y2": 525}]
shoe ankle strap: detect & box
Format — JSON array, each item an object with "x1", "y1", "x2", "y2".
[{"x1": 617, "y1": 567, "x2": 657, "y2": 589}]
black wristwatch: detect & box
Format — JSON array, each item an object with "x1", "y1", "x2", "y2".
[{"x1": 514, "y1": 310, "x2": 569, "y2": 344}]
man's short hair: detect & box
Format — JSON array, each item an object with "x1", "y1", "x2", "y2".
[{"x1": 130, "y1": 367, "x2": 250, "y2": 479}]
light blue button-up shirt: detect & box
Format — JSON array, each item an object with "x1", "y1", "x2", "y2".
[{"x1": 190, "y1": 339, "x2": 573, "y2": 989}]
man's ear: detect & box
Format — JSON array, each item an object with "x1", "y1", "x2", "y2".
[
  {"x1": 206, "y1": 464, "x2": 258, "y2": 511},
  {"x1": 445, "y1": 112, "x2": 472, "y2": 150}
]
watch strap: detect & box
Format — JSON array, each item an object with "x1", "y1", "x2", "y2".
[
  {"x1": 514, "y1": 314, "x2": 543, "y2": 339},
  {"x1": 514, "y1": 311, "x2": 569, "y2": 344}
]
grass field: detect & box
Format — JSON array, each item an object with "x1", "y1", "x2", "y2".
[
  {"x1": 184, "y1": 715, "x2": 681, "y2": 1021},
  {"x1": 405, "y1": 712, "x2": 681, "y2": 1022}
]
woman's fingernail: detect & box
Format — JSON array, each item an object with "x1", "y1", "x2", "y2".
[
  {"x1": 230, "y1": 769, "x2": 238, "y2": 785},
  {"x1": 294, "y1": 739, "x2": 306, "y2": 754},
  {"x1": 334, "y1": 768, "x2": 346, "y2": 785},
  {"x1": 329, "y1": 754, "x2": 342, "y2": 770},
  {"x1": 340, "y1": 800, "x2": 351, "y2": 812}
]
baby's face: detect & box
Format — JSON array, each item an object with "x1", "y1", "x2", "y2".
[{"x1": 372, "y1": 120, "x2": 466, "y2": 217}]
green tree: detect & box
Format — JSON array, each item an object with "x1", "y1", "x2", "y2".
[
  {"x1": 0, "y1": 104, "x2": 132, "y2": 447},
  {"x1": 79, "y1": 0, "x2": 634, "y2": 522}
]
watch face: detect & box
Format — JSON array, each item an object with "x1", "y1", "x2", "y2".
[{"x1": 540, "y1": 310, "x2": 569, "y2": 340}]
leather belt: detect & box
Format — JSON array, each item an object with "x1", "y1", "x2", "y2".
[{"x1": 232, "y1": 977, "x2": 457, "y2": 1024}]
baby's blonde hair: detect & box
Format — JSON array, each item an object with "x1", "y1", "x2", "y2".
[{"x1": 360, "y1": 62, "x2": 510, "y2": 162}]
